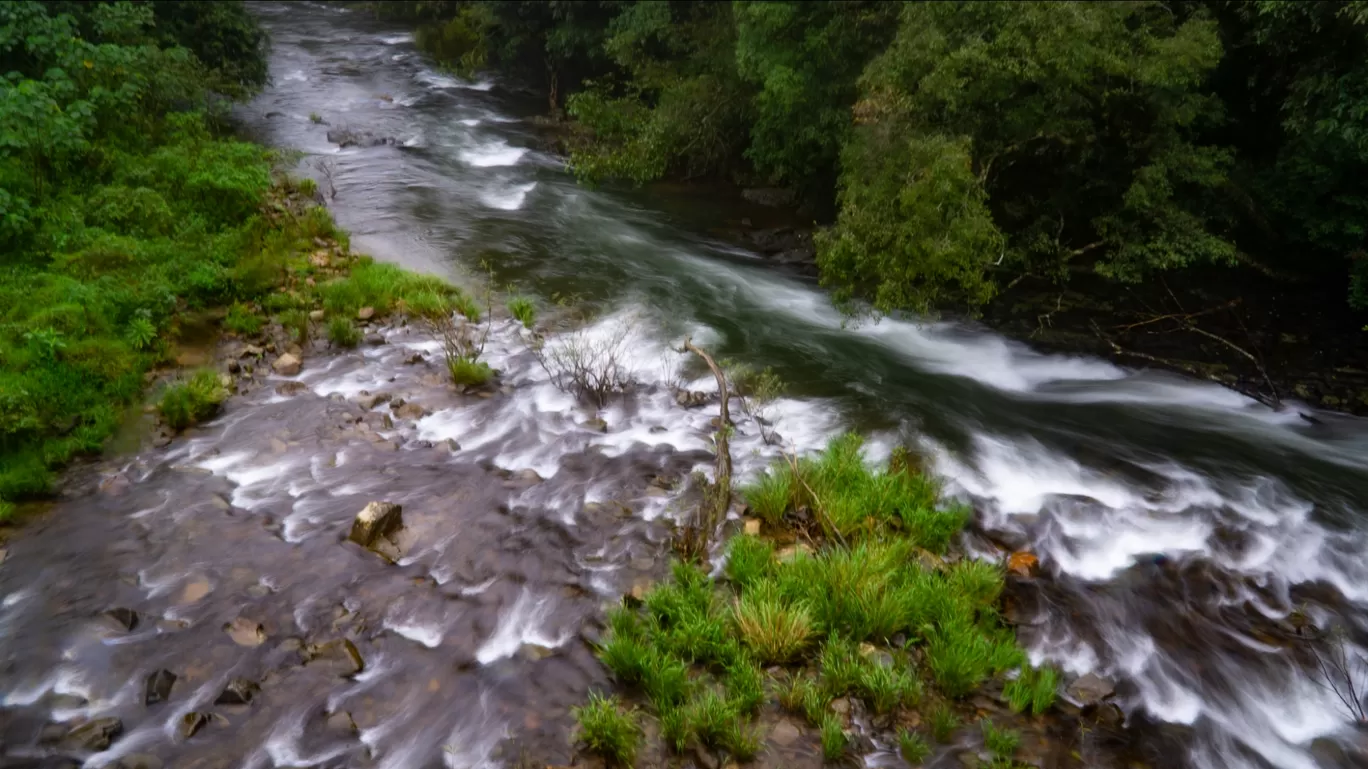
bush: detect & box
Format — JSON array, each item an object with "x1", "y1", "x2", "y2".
[
  {"x1": 328, "y1": 316, "x2": 361, "y2": 348},
  {"x1": 507, "y1": 295, "x2": 536, "y2": 328},
  {"x1": 158, "y1": 370, "x2": 227, "y2": 431},
  {"x1": 572, "y1": 693, "x2": 640, "y2": 767},
  {"x1": 224, "y1": 303, "x2": 263, "y2": 336}
]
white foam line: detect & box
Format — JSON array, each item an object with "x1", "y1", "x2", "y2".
[{"x1": 474, "y1": 589, "x2": 571, "y2": 664}]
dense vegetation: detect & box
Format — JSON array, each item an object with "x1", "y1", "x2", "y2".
[
  {"x1": 372, "y1": 0, "x2": 1368, "y2": 317},
  {"x1": 0, "y1": 1, "x2": 273, "y2": 505},
  {"x1": 573, "y1": 435, "x2": 1053, "y2": 764}
]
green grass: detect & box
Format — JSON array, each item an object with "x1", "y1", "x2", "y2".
[
  {"x1": 1003, "y1": 663, "x2": 1059, "y2": 715},
  {"x1": 572, "y1": 693, "x2": 640, "y2": 767},
  {"x1": 981, "y1": 719, "x2": 1020, "y2": 761},
  {"x1": 820, "y1": 713, "x2": 847, "y2": 761},
  {"x1": 327, "y1": 316, "x2": 361, "y2": 348},
  {"x1": 158, "y1": 370, "x2": 228, "y2": 431},
  {"x1": 319, "y1": 261, "x2": 467, "y2": 319},
  {"x1": 898, "y1": 729, "x2": 932, "y2": 764},
  {"x1": 447, "y1": 355, "x2": 493, "y2": 387},
  {"x1": 278, "y1": 309, "x2": 310, "y2": 342},
  {"x1": 741, "y1": 467, "x2": 793, "y2": 525},
  {"x1": 224, "y1": 303, "x2": 264, "y2": 336},
  {"x1": 0, "y1": 500, "x2": 15, "y2": 524},
  {"x1": 507, "y1": 295, "x2": 536, "y2": 328},
  {"x1": 577, "y1": 435, "x2": 1031, "y2": 760}
]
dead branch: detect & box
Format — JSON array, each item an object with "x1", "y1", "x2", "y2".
[
  {"x1": 673, "y1": 337, "x2": 732, "y2": 561},
  {"x1": 783, "y1": 449, "x2": 847, "y2": 549},
  {"x1": 1307, "y1": 627, "x2": 1368, "y2": 725}
]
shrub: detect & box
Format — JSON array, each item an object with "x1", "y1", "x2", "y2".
[
  {"x1": 898, "y1": 729, "x2": 931, "y2": 765},
  {"x1": 572, "y1": 693, "x2": 640, "y2": 767},
  {"x1": 725, "y1": 534, "x2": 774, "y2": 589},
  {"x1": 1003, "y1": 664, "x2": 1058, "y2": 715},
  {"x1": 328, "y1": 316, "x2": 361, "y2": 348},
  {"x1": 447, "y1": 355, "x2": 493, "y2": 386},
  {"x1": 981, "y1": 719, "x2": 1020, "y2": 761},
  {"x1": 820, "y1": 713, "x2": 847, "y2": 761},
  {"x1": 224, "y1": 303, "x2": 263, "y2": 336},
  {"x1": 507, "y1": 295, "x2": 536, "y2": 328},
  {"x1": 733, "y1": 580, "x2": 814, "y2": 664},
  {"x1": 158, "y1": 370, "x2": 228, "y2": 431}
]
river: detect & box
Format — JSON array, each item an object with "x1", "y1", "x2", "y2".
[{"x1": 2, "y1": 3, "x2": 1367, "y2": 768}]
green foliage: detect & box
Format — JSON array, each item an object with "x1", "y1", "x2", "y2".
[
  {"x1": 855, "y1": 658, "x2": 921, "y2": 714},
  {"x1": 158, "y1": 369, "x2": 227, "y2": 431},
  {"x1": 741, "y1": 467, "x2": 793, "y2": 525},
  {"x1": 898, "y1": 728, "x2": 931, "y2": 765},
  {"x1": 278, "y1": 309, "x2": 310, "y2": 343},
  {"x1": 722, "y1": 651, "x2": 766, "y2": 714},
  {"x1": 506, "y1": 295, "x2": 536, "y2": 328},
  {"x1": 725, "y1": 534, "x2": 774, "y2": 589},
  {"x1": 224, "y1": 303, "x2": 263, "y2": 336},
  {"x1": 327, "y1": 317, "x2": 361, "y2": 348},
  {"x1": 572, "y1": 693, "x2": 641, "y2": 767},
  {"x1": 981, "y1": 719, "x2": 1020, "y2": 761},
  {"x1": 0, "y1": 499, "x2": 15, "y2": 523},
  {"x1": 819, "y1": 713, "x2": 847, "y2": 760},
  {"x1": 1003, "y1": 664, "x2": 1059, "y2": 715},
  {"x1": 319, "y1": 262, "x2": 465, "y2": 318}
]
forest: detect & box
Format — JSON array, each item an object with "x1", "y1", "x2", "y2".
[
  {"x1": 375, "y1": 0, "x2": 1368, "y2": 318},
  {"x1": 0, "y1": 1, "x2": 274, "y2": 505}
]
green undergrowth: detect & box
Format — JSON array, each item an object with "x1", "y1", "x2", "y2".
[
  {"x1": 577, "y1": 433, "x2": 1056, "y2": 764},
  {"x1": 157, "y1": 370, "x2": 228, "y2": 431}
]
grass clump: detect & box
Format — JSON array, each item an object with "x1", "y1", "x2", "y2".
[
  {"x1": 507, "y1": 295, "x2": 536, "y2": 328},
  {"x1": 1003, "y1": 663, "x2": 1059, "y2": 715},
  {"x1": 981, "y1": 719, "x2": 1020, "y2": 762},
  {"x1": 224, "y1": 303, "x2": 264, "y2": 336},
  {"x1": 572, "y1": 693, "x2": 641, "y2": 767},
  {"x1": 327, "y1": 316, "x2": 361, "y2": 348},
  {"x1": 580, "y1": 434, "x2": 1033, "y2": 760},
  {"x1": 158, "y1": 370, "x2": 228, "y2": 431},
  {"x1": 898, "y1": 729, "x2": 932, "y2": 764},
  {"x1": 278, "y1": 309, "x2": 310, "y2": 343},
  {"x1": 447, "y1": 355, "x2": 493, "y2": 386},
  {"x1": 319, "y1": 262, "x2": 467, "y2": 319},
  {"x1": 820, "y1": 713, "x2": 847, "y2": 760},
  {"x1": 0, "y1": 500, "x2": 15, "y2": 524}
]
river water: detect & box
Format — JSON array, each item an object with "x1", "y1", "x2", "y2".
[{"x1": 3, "y1": 3, "x2": 1368, "y2": 768}]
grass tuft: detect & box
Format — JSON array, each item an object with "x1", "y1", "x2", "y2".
[
  {"x1": 742, "y1": 467, "x2": 793, "y2": 524},
  {"x1": 855, "y1": 658, "x2": 921, "y2": 713},
  {"x1": 725, "y1": 533, "x2": 774, "y2": 589},
  {"x1": 158, "y1": 370, "x2": 228, "y2": 431},
  {"x1": 447, "y1": 355, "x2": 493, "y2": 386},
  {"x1": 1003, "y1": 663, "x2": 1058, "y2": 715},
  {"x1": 820, "y1": 713, "x2": 847, "y2": 761},
  {"x1": 733, "y1": 580, "x2": 814, "y2": 664},
  {"x1": 898, "y1": 728, "x2": 932, "y2": 765},
  {"x1": 572, "y1": 692, "x2": 641, "y2": 767},
  {"x1": 224, "y1": 303, "x2": 263, "y2": 336},
  {"x1": 507, "y1": 295, "x2": 536, "y2": 328},
  {"x1": 928, "y1": 703, "x2": 961, "y2": 743},
  {"x1": 327, "y1": 316, "x2": 361, "y2": 348},
  {"x1": 981, "y1": 719, "x2": 1020, "y2": 761}
]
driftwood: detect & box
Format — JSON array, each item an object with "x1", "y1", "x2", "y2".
[{"x1": 674, "y1": 337, "x2": 732, "y2": 561}]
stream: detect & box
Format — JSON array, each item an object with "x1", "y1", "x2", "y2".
[{"x1": 4, "y1": 3, "x2": 1368, "y2": 768}]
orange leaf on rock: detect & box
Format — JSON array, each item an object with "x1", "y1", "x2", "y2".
[{"x1": 1008, "y1": 551, "x2": 1038, "y2": 577}]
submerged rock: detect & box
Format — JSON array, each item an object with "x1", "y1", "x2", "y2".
[
  {"x1": 348, "y1": 501, "x2": 402, "y2": 549},
  {"x1": 303, "y1": 638, "x2": 365, "y2": 676},
  {"x1": 355, "y1": 391, "x2": 391, "y2": 410},
  {"x1": 1066, "y1": 672, "x2": 1115, "y2": 705},
  {"x1": 224, "y1": 617, "x2": 267, "y2": 647},
  {"x1": 144, "y1": 669, "x2": 176, "y2": 705},
  {"x1": 64, "y1": 716, "x2": 123, "y2": 751},
  {"x1": 325, "y1": 710, "x2": 358, "y2": 735},
  {"x1": 100, "y1": 607, "x2": 139, "y2": 633},
  {"x1": 393, "y1": 401, "x2": 428, "y2": 420},
  {"x1": 179, "y1": 711, "x2": 208, "y2": 739}
]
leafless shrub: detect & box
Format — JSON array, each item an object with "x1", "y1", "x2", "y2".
[
  {"x1": 725, "y1": 361, "x2": 784, "y2": 445},
  {"x1": 1307, "y1": 626, "x2": 1368, "y2": 725},
  {"x1": 532, "y1": 321, "x2": 635, "y2": 407}
]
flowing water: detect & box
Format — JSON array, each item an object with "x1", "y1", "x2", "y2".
[{"x1": 4, "y1": 4, "x2": 1368, "y2": 768}]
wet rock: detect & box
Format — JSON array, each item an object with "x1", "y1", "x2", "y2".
[
  {"x1": 674, "y1": 389, "x2": 712, "y2": 408},
  {"x1": 326, "y1": 129, "x2": 397, "y2": 148},
  {"x1": 649, "y1": 425, "x2": 669, "y2": 434},
  {"x1": 99, "y1": 473, "x2": 131, "y2": 496},
  {"x1": 215, "y1": 678, "x2": 259, "y2": 705},
  {"x1": 101, "y1": 607, "x2": 139, "y2": 632},
  {"x1": 357, "y1": 306, "x2": 375, "y2": 321},
  {"x1": 225, "y1": 617, "x2": 267, "y2": 647},
  {"x1": 64, "y1": 717, "x2": 123, "y2": 751},
  {"x1": 381, "y1": 414, "x2": 395, "y2": 430},
  {"x1": 348, "y1": 501, "x2": 403, "y2": 548},
  {"x1": 1007, "y1": 551, "x2": 1040, "y2": 578},
  {"x1": 309, "y1": 309, "x2": 326, "y2": 321},
  {"x1": 393, "y1": 401, "x2": 428, "y2": 420},
  {"x1": 519, "y1": 643, "x2": 555, "y2": 661},
  {"x1": 270, "y1": 437, "x2": 289, "y2": 454},
  {"x1": 694, "y1": 745, "x2": 720, "y2": 769},
  {"x1": 446, "y1": 438, "x2": 461, "y2": 452},
  {"x1": 510, "y1": 469, "x2": 543, "y2": 485},
  {"x1": 1066, "y1": 672, "x2": 1115, "y2": 705},
  {"x1": 742, "y1": 518, "x2": 761, "y2": 536},
  {"x1": 276, "y1": 381, "x2": 309, "y2": 397},
  {"x1": 303, "y1": 638, "x2": 365, "y2": 676},
  {"x1": 271, "y1": 353, "x2": 301, "y2": 376},
  {"x1": 404, "y1": 352, "x2": 425, "y2": 365},
  {"x1": 115, "y1": 754, "x2": 163, "y2": 769},
  {"x1": 144, "y1": 669, "x2": 176, "y2": 705},
  {"x1": 583, "y1": 417, "x2": 608, "y2": 433},
  {"x1": 364, "y1": 332, "x2": 385, "y2": 345},
  {"x1": 769, "y1": 717, "x2": 802, "y2": 746},
  {"x1": 325, "y1": 710, "x2": 358, "y2": 736},
  {"x1": 240, "y1": 344, "x2": 264, "y2": 358},
  {"x1": 830, "y1": 697, "x2": 851, "y2": 716},
  {"x1": 180, "y1": 711, "x2": 209, "y2": 739},
  {"x1": 858, "y1": 642, "x2": 894, "y2": 669},
  {"x1": 355, "y1": 391, "x2": 391, "y2": 410}
]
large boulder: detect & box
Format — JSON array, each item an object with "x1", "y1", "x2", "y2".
[
  {"x1": 1066, "y1": 672, "x2": 1116, "y2": 706},
  {"x1": 348, "y1": 501, "x2": 402, "y2": 549},
  {"x1": 272, "y1": 353, "x2": 301, "y2": 376}
]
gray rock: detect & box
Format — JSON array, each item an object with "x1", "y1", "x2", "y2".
[
  {"x1": 101, "y1": 608, "x2": 139, "y2": 632},
  {"x1": 355, "y1": 391, "x2": 392, "y2": 410},
  {"x1": 309, "y1": 309, "x2": 326, "y2": 321},
  {"x1": 364, "y1": 333, "x2": 385, "y2": 346},
  {"x1": 303, "y1": 638, "x2": 365, "y2": 676},
  {"x1": 180, "y1": 711, "x2": 208, "y2": 739},
  {"x1": 325, "y1": 710, "x2": 358, "y2": 735},
  {"x1": 144, "y1": 669, "x2": 176, "y2": 705},
  {"x1": 348, "y1": 501, "x2": 402, "y2": 548},
  {"x1": 271, "y1": 353, "x2": 301, "y2": 376},
  {"x1": 275, "y1": 381, "x2": 309, "y2": 396},
  {"x1": 1066, "y1": 672, "x2": 1115, "y2": 706},
  {"x1": 582, "y1": 418, "x2": 608, "y2": 433},
  {"x1": 393, "y1": 402, "x2": 428, "y2": 420}
]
